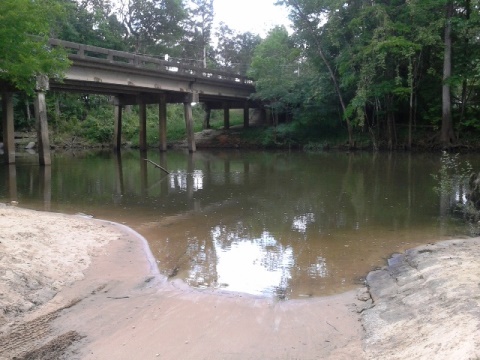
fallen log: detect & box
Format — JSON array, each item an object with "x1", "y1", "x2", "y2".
[{"x1": 144, "y1": 159, "x2": 170, "y2": 174}]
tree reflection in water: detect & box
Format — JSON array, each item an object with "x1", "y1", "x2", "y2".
[{"x1": 1, "y1": 150, "x2": 478, "y2": 299}]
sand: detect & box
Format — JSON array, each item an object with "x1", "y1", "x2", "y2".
[
  {"x1": 362, "y1": 238, "x2": 480, "y2": 359},
  {"x1": 0, "y1": 205, "x2": 364, "y2": 359},
  {"x1": 2, "y1": 204, "x2": 480, "y2": 359}
]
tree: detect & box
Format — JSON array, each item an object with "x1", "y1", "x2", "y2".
[
  {"x1": 249, "y1": 26, "x2": 301, "y2": 124},
  {"x1": 279, "y1": 0, "x2": 355, "y2": 148},
  {"x1": 441, "y1": 0, "x2": 456, "y2": 147},
  {"x1": 182, "y1": 0, "x2": 214, "y2": 67},
  {"x1": 277, "y1": 0, "x2": 480, "y2": 149},
  {"x1": 118, "y1": 0, "x2": 187, "y2": 54},
  {"x1": 0, "y1": 0, "x2": 70, "y2": 94},
  {"x1": 56, "y1": 0, "x2": 127, "y2": 50},
  {"x1": 215, "y1": 23, "x2": 261, "y2": 75}
]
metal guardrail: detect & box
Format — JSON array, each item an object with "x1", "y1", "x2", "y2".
[{"x1": 49, "y1": 39, "x2": 254, "y2": 86}]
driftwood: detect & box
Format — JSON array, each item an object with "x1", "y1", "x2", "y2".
[{"x1": 144, "y1": 159, "x2": 170, "y2": 174}]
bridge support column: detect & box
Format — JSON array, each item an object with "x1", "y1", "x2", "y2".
[
  {"x1": 2, "y1": 93, "x2": 15, "y2": 164},
  {"x1": 138, "y1": 96, "x2": 147, "y2": 151},
  {"x1": 113, "y1": 98, "x2": 122, "y2": 152},
  {"x1": 34, "y1": 76, "x2": 51, "y2": 166},
  {"x1": 158, "y1": 94, "x2": 167, "y2": 152},
  {"x1": 243, "y1": 102, "x2": 249, "y2": 128},
  {"x1": 223, "y1": 102, "x2": 230, "y2": 130},
  {"x1": 184, "y1": 93, "x2": 197, "y2": 153}
]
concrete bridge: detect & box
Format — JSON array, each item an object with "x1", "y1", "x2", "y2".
[{"x1": 1, "y1": 39, "x2": 258, "y2": 165}]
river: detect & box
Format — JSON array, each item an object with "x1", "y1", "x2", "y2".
[{"x1": 0, "y1": 149, "x2": 476, "y2": 299}]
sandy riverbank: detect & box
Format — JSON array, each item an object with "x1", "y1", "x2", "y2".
[
  {"x1": 0, "y1": 205, "x2": 363, "y2": 359},
  {"x1": 1, "y1": 204, "x2": 480, "y2": 359}
]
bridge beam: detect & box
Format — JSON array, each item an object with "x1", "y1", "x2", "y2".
[
  {"x1": 1, "y1": 93, "x2": 15, "y2": 164},
  {"x1": 184, "y1": 93, "x2": 197, "y2": 153},
  {"x1": 223, "y1": 102, "x2": 230, "y2": 130},
  {"x1": 159, "y1": 93, "x2": 167, "y2": 152},
  {"x1": 34, "y1": 76, "x2": 51, "y2": 166}
]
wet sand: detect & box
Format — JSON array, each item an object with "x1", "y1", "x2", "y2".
[{"x1": 0, "y1": 205, "x2": 364, "y2": 359}]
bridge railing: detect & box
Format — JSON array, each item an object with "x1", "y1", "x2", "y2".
[{"x1": 49, "y1": 39, "x2": 254, "y2": 86}]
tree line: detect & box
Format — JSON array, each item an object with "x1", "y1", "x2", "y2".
[
  {"x1": 1, "y1": 0, "x2": 479, "y2": 150},
  {"x1": 250, "y1": 0, "x2": 480, "y2": 149}
]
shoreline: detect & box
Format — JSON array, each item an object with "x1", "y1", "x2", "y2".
[
  {"x1": 2, "y1": 204, "x2": 480, "y2": 359},
  {"x1": 0, "y1": 205, "x2": 364, "y2": 359}
]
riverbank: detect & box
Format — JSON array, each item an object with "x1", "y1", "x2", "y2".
[
  {"x1": 0, "y1": 205, "x2": 363, "y2": 359},
  {"x1": 362, "y1": 238, "x2": 480, "y2": 359},
  {"x1": 1, "y1": 205, "x2": 480, "y2": 359}
]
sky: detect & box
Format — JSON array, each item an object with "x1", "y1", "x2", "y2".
[
  {"x1": 213, "y1": 0, "x2": 291, "y2": 37},
  {"x1": 108, "y1": 0, "x2": 291, "y2": 38}
]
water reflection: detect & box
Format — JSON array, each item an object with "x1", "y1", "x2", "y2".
[
  {"x1": 6, "y1": 164, "x2": 17, "y2": 201},
  {"x1": 0, "y1": 150, "x2": 477, "y2": 299}
]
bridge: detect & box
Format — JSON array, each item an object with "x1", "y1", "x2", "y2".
[{"x1": 1, "y1": 39, "x2": 259, "y2": 165}]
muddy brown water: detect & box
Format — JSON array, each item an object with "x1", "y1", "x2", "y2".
[{"x1": 1, "y1": 149, "x2": 477, "y2": 299}]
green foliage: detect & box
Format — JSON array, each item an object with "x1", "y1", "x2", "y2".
[
  {"x1": 118, "y1": 0, "x2": 187, "y2": 54},
  {"x1": 180, "y1": 0, "x2": 215, "y2": 67},
  {"x1": 215, "y1": 24, "x2": 261, "y2": 75},
  {"x1": 81, "y1": 112, "x2": 114, "y2": 144},
  {"x1": 57, "y1": 0, "x2": 127, "y2": 50},
  {"x1": 0, "y1": 0, "x2": 70, "y2": 94},
  {"x1": 249, "y1": 26, "x2": 301, "y2": 112},
  {"x1": 208, "y1": 109, "x2": 244, "y2": 130},
  {"x1": 268, "y1": 0, "x2": 480, "y2": 148},
  {"x1": 121, "y1": 104, "x2": 205, "y2": 146}
]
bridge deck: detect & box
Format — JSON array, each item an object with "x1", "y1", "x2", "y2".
[
  {"x1": 49, "y1": 39, "x2": 256, "y2": 108},
  {"x1": 1, "y1": 40, "x2": 261, "y2": 166}
]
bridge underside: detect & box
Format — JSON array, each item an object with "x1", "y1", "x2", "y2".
[{"x1": 51, "y1": 80, "x2": 258, "y2": 110}]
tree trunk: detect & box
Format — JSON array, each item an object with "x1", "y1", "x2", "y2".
[
  {"x1": 441, "y1": 0, "x2": 455, "y2": 147},
  {"x1": 387, "y1": 112, "x2": 394, "y2": 151},
  {"x1": 408, "y1": 87, "x2": 413, "y2": 149},
  {"x1": 458, "y1": 0, "x2": 471, "y2": 137},
  {"x1": 407, "y1": 56, "x2": 417, "y2": 150},
  {"x1": 25, "y1": 99, "x2": 31, "y2": 122}
]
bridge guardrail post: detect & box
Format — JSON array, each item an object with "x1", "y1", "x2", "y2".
[
  {"x1": 184, "y1": 93, "x2": 198, "y2": 153},
  {"x1": 78, "y1": 45, "x2": 85, "y2": 58}
]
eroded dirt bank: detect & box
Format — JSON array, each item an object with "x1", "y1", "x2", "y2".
[{"x1": 2, "y1": 204, "x2": 480, "y2": 359}]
